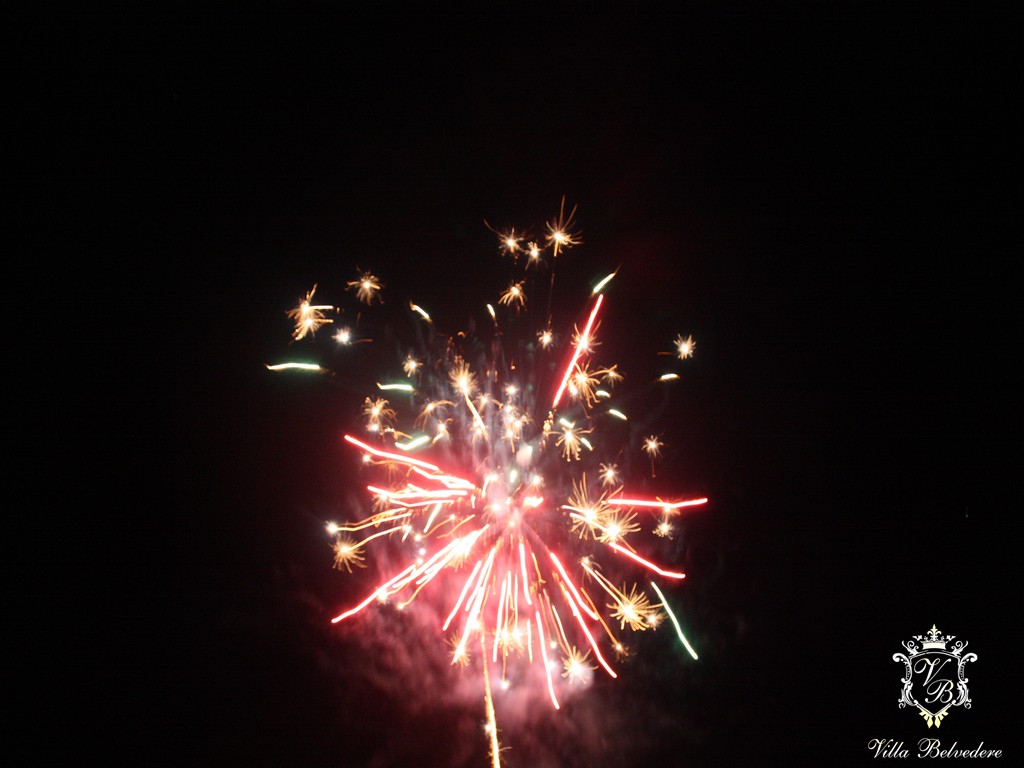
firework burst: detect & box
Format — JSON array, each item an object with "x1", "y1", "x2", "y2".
[{"x1": 269, "y1": 202, "x2": 706, "y2": 766}]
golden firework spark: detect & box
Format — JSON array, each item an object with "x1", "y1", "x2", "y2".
[
  {"x1": 286, "y1": 284, "x2": 334, "y2": 340},
  {"x1": 674, "y1": 333, "x2": 696, "y2": 360},
  {"x1": 546, "y1": 195, "x2": 581, "y2": 258},
  {"x1": 347, "y1": 269, "x2": 383, "y2": 305},
  {"x1": 498, "y1": 281, "x2": 526, "y2": 310}
]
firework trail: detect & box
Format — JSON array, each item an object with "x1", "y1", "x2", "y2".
[{"x1": 269, "y1": 200, "x2": 706, "y2": 765}]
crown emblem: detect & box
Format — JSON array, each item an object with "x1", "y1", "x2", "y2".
[{"x1": 919, "y1": 624, "x2": 952, "y2": 650}]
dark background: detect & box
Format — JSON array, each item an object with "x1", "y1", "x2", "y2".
[{"x1": 16, "y1": 3, "x2": 1019, "y2": 766}]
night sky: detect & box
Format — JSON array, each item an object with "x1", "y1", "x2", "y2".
[{"x1": 18, "y1": 4, "x2": 1020, "y2": 767}]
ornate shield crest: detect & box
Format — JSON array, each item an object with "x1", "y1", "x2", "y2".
[{"x1": 893, "y1": 625, "x2": 977, "y2": 727}]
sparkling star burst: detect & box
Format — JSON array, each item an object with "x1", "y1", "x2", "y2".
[{"x1": 268, "y1": 202, "x2": 706, "y2": 767}]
